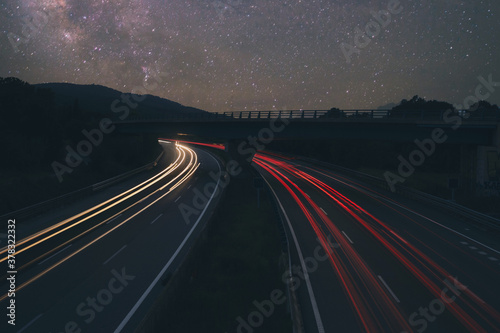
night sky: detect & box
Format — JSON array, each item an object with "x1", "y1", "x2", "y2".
[{"x1": 1, "y1": 0, "x2": 499, "y2": 112}]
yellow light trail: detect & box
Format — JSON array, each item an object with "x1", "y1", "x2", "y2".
[
  {"x1": 0, "y1": 143, "x2": 187, "y2": 262},
  {"x1": 0, "y1": 144, "x2": 199, "y2": 302}
]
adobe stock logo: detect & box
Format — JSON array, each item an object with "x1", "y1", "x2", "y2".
[
  {"x1": 341, "y1": 0, "x2": 403, "y2": 64},
  {"x1": 401, "y1": 276, "x2": 468, "y2": 333},
  {"x1": 178, "y1": 117, "x2": 289, "y2": 225},
  {"x1": 51, "y1": 70, "x2": 169, "y2": 182},
  {"x1": 212, "y1": 0, "x2": 243, "y2": 19},
  {"x1": 51, "y1": 267, "x2": 135, "y2": 333},
  {"x1": 7, "y1": 10, "x2": 53, "y2": 53},
  {"x1": 230, "y1": 235, "x2": 339, "y2": 333},
  {"x1": 383, "y1": 74, "x2": 500, "y2": 192}
]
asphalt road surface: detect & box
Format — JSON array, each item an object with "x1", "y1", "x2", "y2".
[
  {"x1": 254, "y1": 151, "x2": 500, "y2": 333},
  {"x1": 1, "y1": 141, "x2": 224, "y2": 333}
]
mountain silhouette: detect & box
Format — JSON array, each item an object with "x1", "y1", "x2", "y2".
[{"x1": 35, "y1": 82, "x2": 209, "y2": 119}]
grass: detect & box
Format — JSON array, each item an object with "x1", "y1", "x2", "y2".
[
  {"x1": 358, "y1": 167, "x2": 451, "y2": 197},
  {"x1": 358, "y1": 167, "x2": 500, "y2": 217},
  {"x1": 155, "y1": 167, "x2": 291, "y2": 332},
  {"x1": 0, "y1": 144, "x2": 161, "y2": 215}
]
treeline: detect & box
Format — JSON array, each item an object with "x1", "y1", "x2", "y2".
[
  {"x1": 290, "y1": 94, "x2": 497, "y2": 176},
  {"x1": 390, "y1": 95, "x2": 500, "y2": 119},
  {"x1": 323, "y1": 95, "x2": 500, "y2": 120},
  {"x1": 0, "y1": 77, "x2": 161, "y2": 214}
]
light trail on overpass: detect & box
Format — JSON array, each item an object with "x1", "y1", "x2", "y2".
[{"x1": 158, "y1": 138, "x2": 225, "y2": 150}]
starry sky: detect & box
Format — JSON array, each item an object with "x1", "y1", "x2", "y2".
[{"x1": 1, "y1": 0, "x2": 499, "y2": 112}]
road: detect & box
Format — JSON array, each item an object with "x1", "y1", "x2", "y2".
[
  {"x1": 0, "y1": 141, "x2": 224, "y2": 333},
  {"x1": 254, "y1": 152, "x2": 500, "y2": 333}
]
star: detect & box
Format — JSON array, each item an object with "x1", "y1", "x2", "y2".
[{"x1": 0, "y1": 0, "x2": 498, "y2": 111}]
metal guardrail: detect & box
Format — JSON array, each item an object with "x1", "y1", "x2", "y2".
[
  {"x1": 260, "y1": 174, "x2": 305, "y2": 333},
  {"x1": 120, "y1": 108, "x2": 500, "y2": 122},
  {"x1": 0, "y1": 151, "x2": 164, "y2": 222},
  {"x1": 134, "y1": 150, "x2": 228, "y2": 333},
  {"x1": 297, "y1": 157, "x2": 500, "y2": 231}
]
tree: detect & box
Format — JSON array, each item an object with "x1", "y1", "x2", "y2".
[
  {"x1": 467, "y1": 101, "x2": 500, "y2": 120},
  {"x1": 389, "y1": 95, "x2": 455, "y2": 119},
  {"x1": 322, "y1": 107, "x2": 344, "y2": 118}
]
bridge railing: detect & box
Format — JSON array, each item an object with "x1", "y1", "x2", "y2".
[
  {"x1": 122, "y1": 108, "x2": 500, "y2": 122},
  {"x1": 205, "y1": 109, "x2": 385, "y2": 119}
]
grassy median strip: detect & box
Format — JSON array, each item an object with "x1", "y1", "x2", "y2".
[{"x1": 150, "y1": 166, "x2": 291, "y2": 332}]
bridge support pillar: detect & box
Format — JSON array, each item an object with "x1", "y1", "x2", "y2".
[
  {"x1": 472, "y1": 124, "x2": 500, "y2": 196},
  {"x1": 460, "y1": 142, "x2": 500, "y2": 197},
  {"x1": 475, "y1": 145, "x2": 500, "y2": 196}
]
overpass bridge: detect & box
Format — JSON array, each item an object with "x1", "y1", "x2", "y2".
[
  {"x1": 113, "y1": 109, "x2": 500, "y2": 195},
  {"x1": 114, "y1": 109, "x2": 498, "y2": 142}
]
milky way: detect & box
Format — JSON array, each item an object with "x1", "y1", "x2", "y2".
[{"x1": 0, "y1": 0, "x2": 499, "y2": 111}]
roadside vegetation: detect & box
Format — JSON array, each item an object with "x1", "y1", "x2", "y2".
[
  {"x1": 150, "y1": 160, "x2": 291, "y2": 332},
  {"x1": 0, "y1": 77, "x2": 161, "y2": 214}
]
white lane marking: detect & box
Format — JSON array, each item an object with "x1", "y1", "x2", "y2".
[
  {"x1": 342, "y1": 231, "x2": 354, "y2": 244},
  {"x1": 478, "y1": 251, "x2": 487, "y2": 255},
  {"x1": 390, "y1": 230, "x2": 408, "y2": 245},
  {"x1": 114, "y1": 149, "x2": 221, "y2": 333},
  {"x1": 320, "y1": 207, "x2": 328, "y2": 216},
  {"x1": 488, "y1": 257, "x2": 498, "y2": 261},
  {"x1": 261, "y1": 176, "x2": 325, "y2": 333},
  {"x1": 38, "y1": 245, "x2": 72, "y2": 265},
  {"x1": 174, "y1": 196, "x2": 181, "y2": 202},
  {"x1": 460, "y1": 241, "x2": 468, "y2": 245},
  {"x1": 103, "y1": 245, "x2": 127, "y2": 265},
  {"x1": 187, "y1": 184, "x2": 192, "y2": 189},
  {"x1": 17, "y1": 313, "x2": 43, "y2": 333},
  {"x1": 304, "y1": 167, "x2": 500, "y2": 256},
  {"x1": 469, "y1": 246, "x2": 477, "y2": 250},
  {"x1": 305, "y1": 193, "x2": 311, "y2": 198},
  {"x1": 150, "y1": 214, "x2": 163, "y2": 225},
  {"x1": 106, "y1": 214, "x2": 123, "y2": 224},
  {"x1": 378, "y1": 275, "x2": 400, "y2": 303},
  {"x1": 0, "y1": 146, "x2": 192, "y2": 302}
]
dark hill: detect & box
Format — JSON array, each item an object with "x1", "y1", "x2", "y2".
[{"x1": 35, "y1": 82, "x2": 208, "y2": 118}]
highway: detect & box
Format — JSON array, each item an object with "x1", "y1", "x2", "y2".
[
  {"x1": 0, "y1": 141, "x2": 223, "y2": 333},
  {"x1": 254, "y1": 152, "x2": 500, "y2": 333}
]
